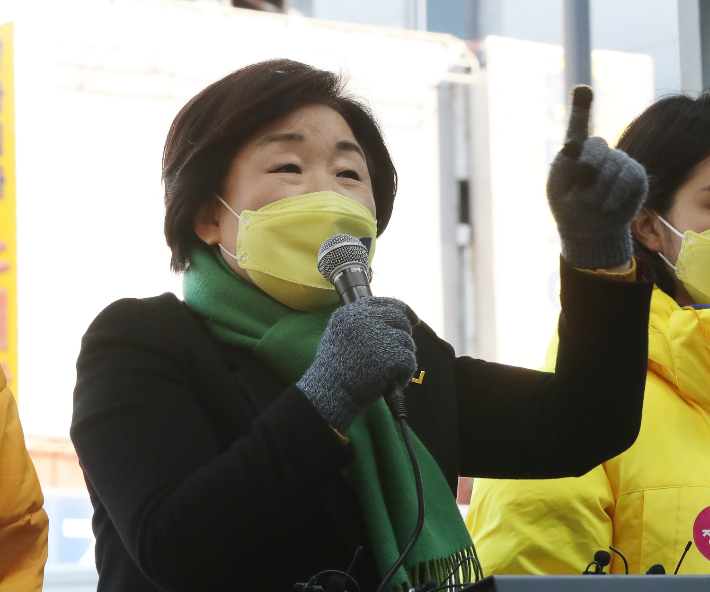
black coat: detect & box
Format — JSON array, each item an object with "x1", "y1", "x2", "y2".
[{"x1": 71, "y1": 261, "x2": 653, "y2": 592}]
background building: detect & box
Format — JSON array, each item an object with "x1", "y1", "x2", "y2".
[{"x1": 287, "y1": 0, "x2": 680, "y2": 97}]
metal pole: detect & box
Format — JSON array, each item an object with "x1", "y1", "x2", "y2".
[
  {"x1": 416, "y1": 0, "x2": 427, "y2": 31},
  {"x1": 702, "y1": 1, "x2": 710, "y2": 89},
  {"x1": 563, "y1": 0, "x2": 592, "y2": 93},
  {"x1": 678, "y1": 0, "x2": 710, "y2": 94}
]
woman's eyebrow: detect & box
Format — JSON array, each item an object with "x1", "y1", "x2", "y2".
[
  {"x1": 258, "y1": 132, "x2": 304, "y2": 146},
  {"x1": 336, "y1": 140, "x2": 366, "y2": 162},
  {"x1": 257, "y1": 133, "x2": 365, "y2": 161}
]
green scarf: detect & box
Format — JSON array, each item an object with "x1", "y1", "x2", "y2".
[{"x1": 183, "y1": 245, "x2": 477, "y2": 591}]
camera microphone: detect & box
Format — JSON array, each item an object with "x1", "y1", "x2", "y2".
[
  {"x1": 609, "y1": 545, "x2": 628, "y2": 574},
  {"x1": 675, "y1": 541, "x2": 693, "y2": 574},
  {"x1": 583, "y1": 550, "x2": 610, "y2": 574}
]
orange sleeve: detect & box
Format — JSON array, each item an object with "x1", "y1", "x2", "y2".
[
  {"x1": 0, "y1": 368, "x2": 48, "y2": 592},
  {"x1": 576, "y1": 259, "x2": 637, "y2": 283}
]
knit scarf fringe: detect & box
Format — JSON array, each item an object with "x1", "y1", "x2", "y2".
[{"x1": 392, "y1": 546, "x2": 482, "y2": 592}]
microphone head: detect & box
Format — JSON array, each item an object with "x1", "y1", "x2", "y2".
[
  {"x1": 318, "y1": 234, "x2": 369, "y2": 284},
  {"x1": 325, "y1": 574, "x2": 346, "y2": 592},
  {"x1": 594, "y1": 550, "x2": 611, "y2": 568}
]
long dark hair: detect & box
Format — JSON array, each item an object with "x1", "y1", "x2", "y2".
[
  {"x1": 615, "y1": 91, "x2": 710, "y2": 296},
  {"x1": 163, "y1": 59, "x2": 397, "y2": 272}
]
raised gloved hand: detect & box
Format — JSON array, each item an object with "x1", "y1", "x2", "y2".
[
  {"x1": 547, "y1": 86, "x2": 649, "y2": 270},
  {"x1": 297, "y1": 297, "x2": 417, "y2": 433}
]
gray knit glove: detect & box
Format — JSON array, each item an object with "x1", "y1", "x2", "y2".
[
  {"x1": 297, "y1": 297, "x2": 417, "y2": 432},
  {"x1": 547, "y1": 86, "x2": 649, "y2": 269}
]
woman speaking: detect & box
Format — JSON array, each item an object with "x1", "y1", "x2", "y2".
[{"x1": 71, "y1": 60, "x2": 653, "y2": 592}]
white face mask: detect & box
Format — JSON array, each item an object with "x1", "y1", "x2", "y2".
[{"x1": 657, "y1": 215, "x2": 710, "y2": 305}]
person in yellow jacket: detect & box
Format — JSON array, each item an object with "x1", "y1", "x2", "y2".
[
  {"x1": 467, "y1": 91, "x2": 710, "y2": 576},
  {"x1": 0, "y1": 365, "x2": 48, "y2": 590}
]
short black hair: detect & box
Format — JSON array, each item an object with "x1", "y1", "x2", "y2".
[
  {"x1": 615, "y1": 91, "x2": 710, "y2": 296},
  {"x1": 163, "y1": 59, "x2": 397, "y2": 272}
]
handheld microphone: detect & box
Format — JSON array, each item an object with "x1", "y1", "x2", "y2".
[
  {"x1": 317, "y1": 234, "x2": 372, "y2": 304},
  {"x1": 317, "y1": 234, "x2": 407, "y2": 420}
]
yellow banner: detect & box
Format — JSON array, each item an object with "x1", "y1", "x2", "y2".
[{"x1": 0, "y1": 22, "x2": 16, "y2": 397}]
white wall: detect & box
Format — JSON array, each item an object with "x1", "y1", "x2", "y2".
[{"x1": 0, "y1": 0, "x2": 467, "y2": 436}]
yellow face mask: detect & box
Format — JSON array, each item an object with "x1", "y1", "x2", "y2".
[
  {"x1": 217, "y1": 191, "x2": 377, "y2": 311},
  {"x1": 658, "y1": 216, "x2": 710, "y2": 305}
]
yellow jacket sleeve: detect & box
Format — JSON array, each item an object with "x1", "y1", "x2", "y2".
[
  {"x1": 466, "y1": 466, "x2": 615, "y2": 575},
  {"x1": 0, "y1": 368, "x2": 48, "y2": 592}
]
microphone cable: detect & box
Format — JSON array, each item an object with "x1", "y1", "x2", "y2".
[
  {"x1": 583, "y1": 561, "x2": 603, "y2": 575},
  {"x1": 440, "y1": 555, "x2": 482, "y2": 584},
  {"x1": 422, "y1": 555, "x2": 483, "y2": 592},
  {"x1": 298, "y1": 570, "x2": 361, "y2": 592},
  {"x1": 295, "y1": 545, "x2": 364, "y2": 591},
  {"x1": 375, "y1": 385, "x2": 425, "y2": 592},
  {"x1": 378, "y1": 388, "x2": 483, "y2": 592}
]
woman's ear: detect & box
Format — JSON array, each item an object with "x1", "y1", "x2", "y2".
[
  {"x1": 194, "y1": 197, "x2": 222, "y2": 245},
  {"x1": 631, "y1": 207, "x2": 665, "y2": 253}
]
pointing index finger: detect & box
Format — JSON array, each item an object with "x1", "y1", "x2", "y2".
[{"x1": 565, "y1": 85, "x2": 593, "y2": 147}]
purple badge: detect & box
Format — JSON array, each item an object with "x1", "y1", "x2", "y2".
[{"x1": 693, "y1": 506, "x2": 710, "y2": 561}]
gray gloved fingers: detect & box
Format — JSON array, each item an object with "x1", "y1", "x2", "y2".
[
  {"x1": 555, "y1": 136, "x2": 609, "y2": 194},
  {"x1": 297, "y1": 296, "x2": 418, "y2": 432},
  {"x1": 546, "y1": 86, "x2": 649, "y2": 270},
  {"x1": 571, "y1": 139, "x2": 642, "y2": 211},
  {"x1": 382, "y1": 332, "x2": 417, "y2": 388},
  {"x1": 571, "y1": 137, "x2": 609, "y2": 188},
  {"x1": 385, "y1": 328, "x2": 417, "y2": 359},
  {"x1": 573, "y1": 146, "x2": 624, "y2": 206},
  {"x1": 360, "y1": 324, "x2": 415, "y2": 365},
  {"x1": 564, "y1": 85, "x2": 593, "y2": 145},
  {"x1": 576, "y1": 136, "x2": 610, "y2": 168},
  {"x1": 548, "y1": 151, "x2": 578, "y2": 195},
  {"x1": 578, "y1": 148, "x2": 647, "y2": 216},
  {"x1": 600, "y1": 155, "x2": 648, "y2": 216},
  {"x1": 357, "y1": 296, "x2": 409, "y2": 316},
  {"x1": 345, "y1": 297, "x2": 413, "y2": 333}
]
